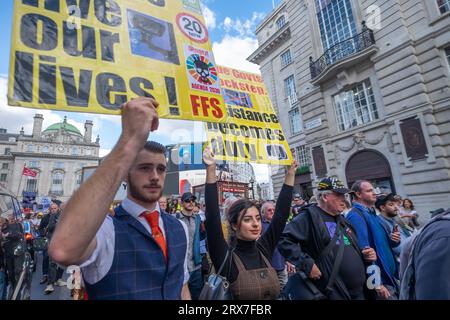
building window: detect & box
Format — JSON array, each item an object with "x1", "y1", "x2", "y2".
[
  {"x1": 334, "y1": 79, "x2": 379, "y2": 132},
  {"x1": 445, "y1": 46, "x2": 450, "y2": 67},
  {"x1": 296, "y1": 145, "x2": 311, "y2": 168},
  {"x1": 29, "y1": 161, "x2": 40, "y2": 168},
  {"x1": 288, "y1": 108, "x2": 302, "y2": 135},
  {"x1": 316, "y1": 0, "x2": 357, "y2": 54},
  {"x1": 1, "y1": 163, "x2": 8, "y2": 170},
  {"x1": 85, "y1": 149, "x2": 92, "y2": 156},
  {"x1": 0, "y1": 174, "x2": 7, "y2": 182},
  {"x1": 284, "y1": 75, "x2": 298, "y2": 105},
  {"x1": 276, "y1": 15, "x2": 286, "y2": 30},
  {"x1": 280, "y1": 50, "x2": 292, "y2": 68},
  {"x1": 42, "y1": 146, "x2": 49, "y2": 153},
  {"x1": 437, "y1": 0, "x2": 450, "y2": 14},
  {"x1": 27, "y1": 145, "x2": 33, "y2": 152},
  {"x1": 76, "y1": 174, "x2": 82, "y2": 187},
  {"x1": 72, "y1": 147, "x2": 79, "y2": 156},
  {"x1": 4, "y1": 148, "x2": 11, "y2": 155},
  {"x1": 50, "y1": 172, "x2": 64, "y2": 195},
  {"x1": 25, "y1": 179, "x2": 38, "y2": 192}
]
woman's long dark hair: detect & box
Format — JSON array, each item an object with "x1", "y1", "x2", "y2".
[
  {"x1": 226, "y1": 199, "x2": 260, "y2": 247},
  {"x1": 403, "y1": 198, "x2": 414, "y2": 210}
]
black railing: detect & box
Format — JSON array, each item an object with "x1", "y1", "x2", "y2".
[{"x1": 310, "y1": 22, "x2": 375, "y2": 80}]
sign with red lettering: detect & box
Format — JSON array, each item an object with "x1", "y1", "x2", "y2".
[
  {"x1": 205, "y1": 65, "x2": 293, "y2": 165},
  {"x1": 176, "y1": 13, "x2": 209, "y2": 43}
]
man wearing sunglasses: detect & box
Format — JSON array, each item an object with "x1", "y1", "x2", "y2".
[{"x1": 176, "y1": 192, "x2": 206, "y2": 300}]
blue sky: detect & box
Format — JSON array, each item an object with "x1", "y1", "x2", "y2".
[{"x1": 0, "y1": 0, "x2": 282, "y2": 181}]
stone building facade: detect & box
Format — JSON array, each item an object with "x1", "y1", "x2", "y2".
[
  {"x1": 0, "y1": 114, "x2": 100, "y2": 202},
  {"x1": 248, "y1": 0, "x2": 450, "y2": 218}
]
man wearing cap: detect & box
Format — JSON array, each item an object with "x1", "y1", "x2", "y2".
[
  {"x1": 376, "y1": 193, "x2": 412, "y2": 261},
  {"x1": 346, "y1": 181, "x2": 401, "y2": 300},
  {"x1": 279, "y1": 177, "x2": 368, "y2": 299},
  {"x1": 176, "y1": 192, "x2": 206, "y2": 300}
]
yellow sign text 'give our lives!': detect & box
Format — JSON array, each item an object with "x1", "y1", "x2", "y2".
[
  {"x1": 207, "y1": 65, "x2": 293, "y2": 165},
  {"x1": 8, "y1": 0, "x2": 227, "y2": 123}
]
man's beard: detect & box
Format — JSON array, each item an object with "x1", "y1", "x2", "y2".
[
  {"x1": 128, "y1": 179, "x2": 162, "y2": 204},
  {"x1": 386, "y1": 211, "x2": 397, "y2": 218}
]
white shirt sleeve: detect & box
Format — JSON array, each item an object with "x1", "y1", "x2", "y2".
[
  {"x1": 180, "y1": 220, "x2": 190, "y2": 284},
  {"x1": 79, "y1": 215, "x2": 115, "y2": 285}
]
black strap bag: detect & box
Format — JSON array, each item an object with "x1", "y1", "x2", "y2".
[
  {"x1": 282, "y1": 221, "x2": 345, "y2": 300},
  {"x1": 199, "y1": 249, "x2": 233, "y2": 300}
]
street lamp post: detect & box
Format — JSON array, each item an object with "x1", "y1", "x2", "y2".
[{"x1": 249, "y1": 178, "x2": 255, "y2": 199}]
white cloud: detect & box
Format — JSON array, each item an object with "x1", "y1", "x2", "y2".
[
  {"x1": 0, "y1": 76, "x2": 62, "y2": 134},
  {"x1": 99, "y1": 148, "x2": 112, "y2": 158},
  {"x1": 212, "y1": 35, "x2": 260, "y2": 73},
  {"x1": 202, "y1": 5, "x2": 216, "y2": 30},
  {"x1": 221, "y1": 12, "x2": 266, "y2": 37}
]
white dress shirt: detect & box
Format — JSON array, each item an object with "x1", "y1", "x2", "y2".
[{"x1": 80, "y1": 197, "x2": 190, "y2": 285}]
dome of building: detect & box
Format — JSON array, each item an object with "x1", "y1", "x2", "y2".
[{"x1": 42, "y1": 116, "x2": 82, "y2": 137}]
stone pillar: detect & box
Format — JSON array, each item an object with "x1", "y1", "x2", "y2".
[
  {"x1": 84, "y1": 120, "x2": 93, "y2": 143},
  {"x1": 32, "y1": 114, "x2": 44, "y2": 139}
]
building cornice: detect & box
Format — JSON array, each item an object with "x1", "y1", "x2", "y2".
[
  {"x1": 11, "y1": 152, "x2": 100, "y2": 161},
  {"x1": 248, "y1": 23, "x2": 291, "y2": 64},
  {"x1": 17, "y1": 137, "x2": 100, "y2": 147},
  {"x1": 0, "y1": 141, "x2": 18, "y2": 145}
]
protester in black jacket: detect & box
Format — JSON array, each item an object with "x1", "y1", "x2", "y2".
[
  {"x1": 0, "y1": 215, "x2": 24, "y2": 290},
  {"x1": 203, "y1": 147, "x2": 297, "y2": 300},
  {"x1": 278, "y1": 177, "x2": 374, "y2": 300},
  {"x1": 400, "y1": 208, "x2": 450, "y2": 299},
  {"x1": 43, "y1": 202, "x2": 65, "y2": 294}
]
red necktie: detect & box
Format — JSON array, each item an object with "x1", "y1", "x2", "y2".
[{"x1": 142, "y1": 210, "x2": 168, "y2": 261}]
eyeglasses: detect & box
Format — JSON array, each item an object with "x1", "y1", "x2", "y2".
[{"x1": 184, "y1": 199, "x2": 195, "y2": 203}]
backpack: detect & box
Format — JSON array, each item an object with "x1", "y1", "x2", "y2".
[{"x1": 399, "y1": 209, "x2": 450, "y2": 300}]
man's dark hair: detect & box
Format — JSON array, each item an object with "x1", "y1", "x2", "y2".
[{"x1": 143, "y1": 141, "x2": 167, "y2": 155}]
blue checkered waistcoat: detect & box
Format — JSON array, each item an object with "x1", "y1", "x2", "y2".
[{"x1": 84, "y1": 205, "x2": 187, "y2": 300}]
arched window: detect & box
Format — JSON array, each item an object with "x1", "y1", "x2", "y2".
[
  {"x1": 42, "y1": 146, "x2": 49, "y2": 153},
  {"x1": 72, "y1": 147, "x2": 78, "y2": 155},
  {"x1": 276, "y1": 15, "x2": 285, "y2": 30},
  {"x1": 50, "y1": 171, "x2": 64, "y2": 196}
]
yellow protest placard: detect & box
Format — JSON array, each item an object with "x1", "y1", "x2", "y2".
[
  {"x1": 206, "y1": 65, "x2": 293, "y2": 165},
  {"x1": 8, "y1": 0, "x2": 227, "y2": 123}
]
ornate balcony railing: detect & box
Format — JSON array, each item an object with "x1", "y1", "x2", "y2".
[{"x1": 310, "y1": 22, "x2": 375, "y2": 80}]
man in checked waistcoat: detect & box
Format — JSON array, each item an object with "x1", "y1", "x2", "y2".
[{"x1": 49, "y1": 97, "x2": 190, "y2": 300}]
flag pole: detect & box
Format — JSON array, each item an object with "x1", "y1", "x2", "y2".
[{"x1": 17, "y1": 163, "x2": 25, "y2": 198}]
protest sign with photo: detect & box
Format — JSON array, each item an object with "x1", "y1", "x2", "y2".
[{"x1": 8, "y1": 0, "x2": 227, "y2": 123}]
